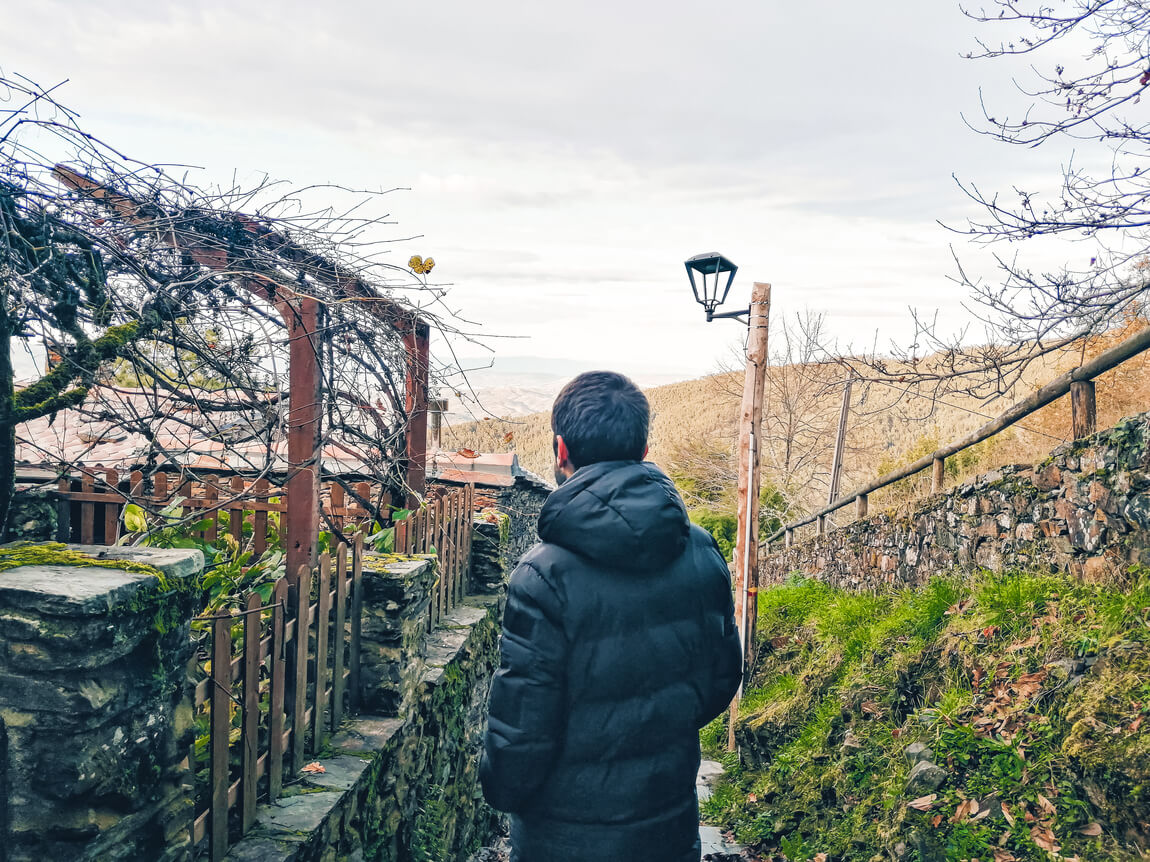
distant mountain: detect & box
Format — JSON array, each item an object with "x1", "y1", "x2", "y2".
[{"x1": 441, "y1": 355, "x2": 695, "y2": 421}]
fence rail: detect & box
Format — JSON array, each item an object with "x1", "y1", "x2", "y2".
[
  {"x1": 768, "y1": 325, "x2": 1150, "y2": 546},
  {"x1": 50, "y1": 469, "x2": 388, "y2": 550}
]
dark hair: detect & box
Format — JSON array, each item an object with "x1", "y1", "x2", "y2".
[{"x1": 551, "y1": 371, "x2": 649, "y2": 469}]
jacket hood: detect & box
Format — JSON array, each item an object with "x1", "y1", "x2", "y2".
[{"x1": 537, "y1": 460, "x2": 690, "y2": 570}]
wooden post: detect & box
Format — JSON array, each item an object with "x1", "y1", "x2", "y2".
[
  {"x1": 403, "y1": 320, "x2": 431, "y2": 507},
  {"x1": 349, "y1": 534, "x2": 364, "y2": 711},
  {"x1": 827, "y1": 375, "x2": 853, "y2": 507},
  {"x1": 817, "y1": 514, "x2": 826, "y2": 536},
  {"x1": 856, "y1": 493, "x2": 869, "y2": 519},
  {"x1": 784, "y1": 528, "x2": 793, "y2": 550},
  {"x1": 1071, "y1": 379, "x2": 1097, "y2": 439},
  {"x1": 209, "y1": 615, "x2": 231, "y2": 861},
  {"x1": 268, "y1": 578, "x2": 288, "y2": 800},
  {"x1": 312, "y1": 553, "x2": 331, "y2": 754},
  {"x1": 285, "y1": 298, "x2": 322, "y2": 581},
  {"x1": 241, "y1": 593, "x2": 260, "y2": 835},
  {"x1": 728, "y1": 281, "x2": 770, "y2": 752},
  {"x1": 931, "y1": 456, "x2": 945, "y2": 494},
  {"x1": 332, "y1": 543, "x2": 348, "y2": 732}
]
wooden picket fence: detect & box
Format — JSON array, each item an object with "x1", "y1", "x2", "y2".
[
  {"x1": 52, "y1": 468, "x2": 388, "y2": 550},
  {"x1": 397, "y1": 484, "x2": 476, "y2": 628},
  {"x1": 188, "y1": 483, "x2": 476, "y2": 860}
]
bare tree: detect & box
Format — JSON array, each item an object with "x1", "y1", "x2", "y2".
[
  {"x1": 1, "y1": 73, "x2": 472, "y2": 539},
  {"x1": 848, "y1": 2, "x2": 1150, "y2": 400}
]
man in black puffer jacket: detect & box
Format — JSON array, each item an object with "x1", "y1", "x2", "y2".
[{"x1": 480, "y1": 371, "x2": 743, "y2": 862}]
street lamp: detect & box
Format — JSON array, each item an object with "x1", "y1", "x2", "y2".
[
  {"x1": 684, "y1": 253, "x2": 771, "y2": 753},
  {"x1": 684, "y1": 252, "x2": 742, "y2": 321}
]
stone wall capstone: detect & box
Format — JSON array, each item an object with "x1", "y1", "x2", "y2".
[
  {"x1": 0, "y1": 545, "x2": 203, "y2": 862},
  {"x1": 760, "y1": 412, "x2": 1150, "y2": 590}
]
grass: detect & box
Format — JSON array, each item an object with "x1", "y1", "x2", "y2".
[{"x1": 700, "y1": 567, "x2": 1150, "y2": 861}]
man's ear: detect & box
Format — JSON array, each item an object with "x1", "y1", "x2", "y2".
[
  {"x1": 556, "y1": 435, "x2": 570, "y2": 466},
  {"x1": 643, "y1": 445, "x2": 649, "y2": 460}
]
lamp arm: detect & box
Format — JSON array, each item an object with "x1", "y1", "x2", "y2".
[{"x1": 706, "y1": 307, "x2": 751, "y2": 324}]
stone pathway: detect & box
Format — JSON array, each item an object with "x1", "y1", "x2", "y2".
[{"x1": 467, "y1": 760, "x2": 750, "y2": 861}]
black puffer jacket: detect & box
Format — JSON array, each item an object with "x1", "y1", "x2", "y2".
[{"x1": 480, "y1": 460, "x2": 742, "y2": 862}]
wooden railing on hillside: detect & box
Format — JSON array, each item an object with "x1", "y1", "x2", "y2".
[
  {"x1": 51, "y1": 469, "x2": 387, "y2": 550},
  {"x1": 767, "y1": 325, "x2": 1150, "y2": 548}
]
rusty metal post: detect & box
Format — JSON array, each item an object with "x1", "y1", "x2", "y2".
[
  {"x1": 285, "y1": 297, "x2": 322, "y2": 581},
  {"x1": 403, "y1": 321, "x2": 431, "y2": 507}
]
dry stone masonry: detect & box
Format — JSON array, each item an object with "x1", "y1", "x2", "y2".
[
  {"x1": 0, "y1": 545, "x2": 204, "y2": 862},
  {"x1": 762, "y1": 411, "x2": 1150, "y2": 589}
]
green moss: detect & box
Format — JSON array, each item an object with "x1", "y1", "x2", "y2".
[
  {"x1": 703, "y1": 567, "x2": 1150, "y2": 861},
  {"x1": 0, "y1": 542, "x2": 165, "y2": 582}
]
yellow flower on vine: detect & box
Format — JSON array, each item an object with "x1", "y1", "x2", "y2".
[{"x1": 408, "y1": 254, "x2": 437, "y2": 275}]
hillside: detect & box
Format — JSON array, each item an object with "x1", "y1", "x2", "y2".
[{"x1": 442, "y1": 325, "x2": 1150, "y2": 525}]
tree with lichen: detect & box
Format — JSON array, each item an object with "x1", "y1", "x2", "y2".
[{"x1": 0, "y1": 181, "x2": 157, "y2": 533}]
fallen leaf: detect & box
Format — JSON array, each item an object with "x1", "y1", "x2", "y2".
[
  {"x1": 992, "y1": 849, "x2": 1018, "y2": 862},
  {"x1": 457, "y1": 448, "x2": 480, "y2": 459},
  {"x1": 931, "y1": 814, "x2": 944, "y2": 828},
  {"x1": 1130, "y1": 715, "x2": 1144, "y2": 733},
  {"x1": 1036, "y1": 793, "x2": 1056, "y2": 818},
  {"x1": 1078, "y1": 822, "x2": 1103, "y2": 837},
  {"x1": 813, "y1": 855, "x2": 828, "y2": 862},
  {"x1": 747, "y1": 793, "x2": 757, "y2": 803},
  {"x1": 1008, "y1": 634, "x2": 1041, "y2": 651},
  {"x1": 908, "y1": 794, "x2": 937, "y2": 811},
  {"x1": 952, "y1": 798, "x2": 980, "y2": 823},
  {"x1": 502, "y1": 431, "x2": 515, "y2": 444},
  {"x1": 1001, "y1": 802, "x2": 1016, "y2": 827},
  {"x1": 1030, "y1": 822, "x2": 1060, "y2": 854},
  {"x1": 301, "y1": 761, "x2": 325, "y2": 774},
  {"x1": 861, "y1": 700, "x2": 883, "y2": 717}
]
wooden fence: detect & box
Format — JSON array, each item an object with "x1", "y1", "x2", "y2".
[
  {"x1": 190, "y1": 537, "x2": 364, "y2": 859},
  {"x1": 189, "y1": 482, "x2": 476, "y2": 859},
  {"x1": 767, "y1": 325, "x2": 1150, "y2": 547},
  {"x1": 52, "y1": 469, "x2": 388, "y2": 550},
  {"x1": 396, "y1": 484, "x2": 476, "y2": 628}
]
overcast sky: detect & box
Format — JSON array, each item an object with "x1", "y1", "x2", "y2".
[{"x1": 1, "y1": 0, "x2": 1096, "y2": 383}]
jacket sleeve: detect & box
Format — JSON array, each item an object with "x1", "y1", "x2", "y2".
[
  {"x1": 480, "y1": 559, "x2": 567, "y2": 813},
  {"x1": 697, "y1": 542, "x2": 744, "y2": 727}
]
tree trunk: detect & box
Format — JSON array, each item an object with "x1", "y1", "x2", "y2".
[{"x1": 0, "y1": 315, "x2": 15, "y2": 539}]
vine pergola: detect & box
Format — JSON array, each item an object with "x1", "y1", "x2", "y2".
[
  {"x1": 50, "y1": 166, "x2": 432, "y2": 578},
  {"x1": 2, "y1": 74, "x2": 454, "y2": 580}
]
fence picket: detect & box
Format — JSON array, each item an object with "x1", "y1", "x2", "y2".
[
  {"x1": 230, "y1": 476, "x2": 245, "y2": 543},
  {"x1": 80, "y1": 471, "x2": 95, "y2": 544},
  {"x1": 209, "y1": 615, "x2": 231, "y2": 861},
  {"x1": 290, "y1": 564, "x2": 311, "y2": 773},
  {"x1": 241, "y1": 593, "x2": 260, "y2": 834},
  {"x1": 349, "y1": 534, "x2": 363, "y2": 712},
  {"x1": 103, "y1": 467, "x2": 120, "y2": 544},
  {"x1": 332, "y1": 543, "x2": 348, "y2": 732},
  {"x1": 312, "y1": 553, "x2": 331, "y2": 754},
  {"x1": 268, "y1": 578, "x2": 288, "y2": 800}
]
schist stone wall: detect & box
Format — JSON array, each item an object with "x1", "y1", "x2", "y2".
[
  {"x1": 760, "y1": 411, "x2": 1150, "y2": 591},
  {"x1": 0, "y1": 545, "x2": 204, "y2": 862}
]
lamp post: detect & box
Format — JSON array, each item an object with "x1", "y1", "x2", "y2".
[{"x1": 685, "y1": 253, "x2": 770, "y2": 753}]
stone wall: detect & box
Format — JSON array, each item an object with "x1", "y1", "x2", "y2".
[
  {"x1": 0, "y1": 546, "x2": 204, "y2": 862},
  {"x1": 760, "y1": 412, "x2": 1150, "y2": 591},
  {"x1": 479, "y1": 473, "x2": 550, "y2": 571}
]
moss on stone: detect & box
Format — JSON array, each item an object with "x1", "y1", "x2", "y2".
[{"x1": 0, "y1": 541, "x2": 165, "y2": 581}]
